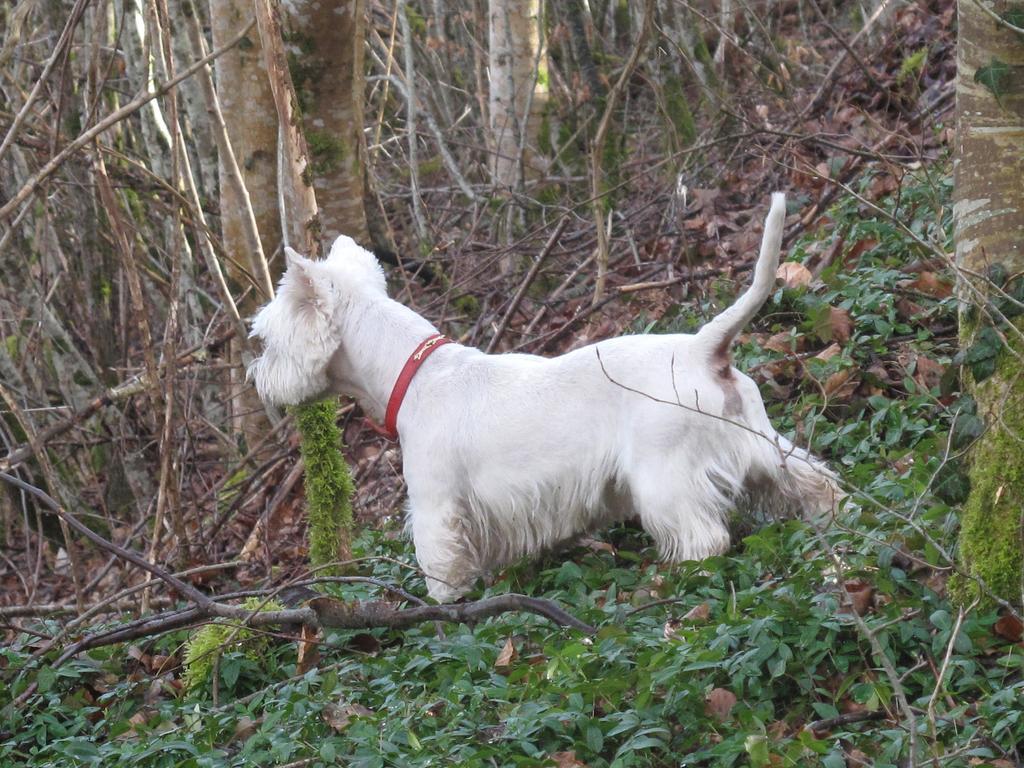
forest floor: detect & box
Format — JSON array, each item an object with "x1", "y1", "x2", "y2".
[{"x1": 5, "y1": 0, "x2": 1024, "y2": 766}]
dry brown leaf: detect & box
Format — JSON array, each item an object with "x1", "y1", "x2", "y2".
[
  {"x1": 842, "y1": 581, "x2": 874, "y2": 616},
  {"x1": 495, "y1": 637, "x2": 518, "y2": 670},
  {"x1": 824, "y1": 369, "x2": 860, "y2": 402},
  {"x1": 663, "y1": 618, "x2": 683, "y2": 640},
  {"x1": 865, "y1": 362, "x2": 892, "y2": 391},
  {"x1": 902, "y1": 271, "x2": 953, "y2": 298},
  {"x1": 895, "y1": 297, "x2": 925, "y2": 321},
  {"x1": 776, "y1": 261, "x2": 812, "y2": 289},
  {"x1": 322, "y1": 702, "x2": 374, "y2": 732},
  {"x1": 549, "y1": 750, "x2": 590, "y2": 767},
  {"x1": 912, "y1": 356, "x2": 945, "y2": 391},
  {"x1": 689, "y1": 187, "x2": 721, "y2": 212},
  {"x1": 705, "y1": 688, "x2": 737, "y2": 721},
  {"x1": 579, "y1": 537, "x2": 616, "y2": 555},
  {"x1": 846, "y1": 747, "x2": 872, "y2": 767},
  {"x1": 128, "y1": 711, "x2": 149, "y2": 728},
  {"x1": 682, "y1": 602, "x2": 711, "y2": 622},
  {"x1": 233, "y1": 715, "x2": 258, "y2": 742},
  {"x1": 814, "y1": 342, "x2": 842, "y2": 362},
  {"x1": 993, "y1": 614, "x2": 1024, "y2": 643},
  {"x1": 764, "y1": 331, "x2": 804, "y2": 354},
  {"x1": 868, "y1": 173, "x2": 899, "y2": 199},
  {"x1": 149, "y1": 654, "x2": 177, "y2": 674},
  {"x1": 844, "y1": 238, "x2": 878, "y2": 263},
  {"x1": 767, "y1": 719, "x2": 789, "y2": 739},
  {"x1": 829, "y1": 307, "x2": 853, "y2": 343},
  {"x1": 296, "y1": 623, "x2": 321, "y2": 676},
  {"x1": 840, "y1": 697, "x2": 870, "y2": 715},
  {"x1": 238, "y1": 517, "x2": 265, "y2": 562},
  {"x1": 347, "y1": 633, "x2": 382, "y2": 654},
  {"x1": 890, "y1": 452, "x2": 916, "y2": 475}
]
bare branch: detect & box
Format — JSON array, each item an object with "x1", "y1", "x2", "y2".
[{"x1": 0, "y1": 19, "x2": 257, "y2": 223}]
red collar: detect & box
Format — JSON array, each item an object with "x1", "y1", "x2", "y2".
[{"x1": 366, "y1": 334, "x2": 452, "y2": 441}]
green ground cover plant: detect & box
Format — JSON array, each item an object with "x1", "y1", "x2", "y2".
[{"x1": 3, "y1": 171, "x2": 1022, "y2": 767}]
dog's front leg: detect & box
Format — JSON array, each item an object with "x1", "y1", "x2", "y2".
[{"x1": 407, "y1": 495, "x2": 478, "y2": 602}]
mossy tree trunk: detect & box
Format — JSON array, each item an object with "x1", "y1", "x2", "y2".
[
  {"x1": 953, "y1": 0, "x2": 1024, "y2": 607},
  {"x1": 284, "y1": 0, "x2": 369, "y2": 245},
  {"x1": 210, "y1": 0, "x2": 280, "y2": 449},
  {"x1": 254, "y1": 0, "x2": 359, "y2": 572}
]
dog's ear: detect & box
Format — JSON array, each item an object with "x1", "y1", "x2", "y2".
[
  {"x1": 280, "y1": 246, "x2": 330, "y2": 319},
  {"x1": 284, "y1": 246, "x2": 306, "y2": 270},
  {"x1": 325, "y1": 235, "x2": 387, "y2": 295}
]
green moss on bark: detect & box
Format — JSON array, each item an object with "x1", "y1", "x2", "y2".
[
  {"x1": 182, "y1": 598, "x2": 283, "y2": 692},
  {"x1": 307, "y1": 130, "x2": 346, "y2": 175},
  {"x1": 952, "y1": 325, "x2": 1024, "y2": 608},
  {"x1": 296, "y1": 400, "x2": 354, "y2": 575}
]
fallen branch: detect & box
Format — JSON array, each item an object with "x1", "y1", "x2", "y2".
[
  {"x1": 806, "y1": 709, "x2": 888, "y2": 733},
  {"x1": 1, "y1": 471, "x2": 594, "y2": 705},
  {"x1": 301, "y1": 593, "x2": 595, "y2": 634},
  {"x1": 34, "y1": 592, "x2": 594, "y2": 681}
]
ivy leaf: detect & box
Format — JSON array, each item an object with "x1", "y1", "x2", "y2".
[
  {"x1": 963, "y1": 326, "x2": 1002, "y2": 382},
  {"x1": 951, "y1": 412, "x2": 985, "y2": 450},
  {"x1": 35, "y1": 665, "x2": 56, "y2": 693},
  {"x1": 745, "y1": 734, "x2": 771, "y2": 767},
  {"x1": 220, "y1": 655, "x2": 242, "y2": 689},
  {"x1": 971, "y1": 356, "x2": 997, "y2": 382},
  {"x1": 1001, "y1": 9, "x2": 1024, "y2": 34},
  {"x1": 974, "y1": 58, "x2": 1011, "y2": 100}
]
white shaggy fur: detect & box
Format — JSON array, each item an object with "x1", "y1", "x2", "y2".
[{"x1": 250, "y1": 195, "x2": 840, "y2": 601}]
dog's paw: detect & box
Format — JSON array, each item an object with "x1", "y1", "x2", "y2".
[{"x1": 425, "y1": 579, "x2": 467, "y2": 604}]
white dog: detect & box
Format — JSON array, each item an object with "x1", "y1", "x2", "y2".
[{"x1": 250, "y1": 193, "x2": 839, "y2": 601}]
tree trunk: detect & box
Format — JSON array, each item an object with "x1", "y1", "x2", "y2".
[
  {"x1": 284, "y1": 0, "x2": 369, "y2": 245},
  {"x1": 254, "y1": 0, "x2": 356, "y2": 569},
  {"x1": 953, "y1": 0, "x2": 1024, "y2": 607},
  {"x1": 562, "y1": 0, "x2": 603, "y2": 101},
  {"x1": 210, "y1": 1, "x2": 281, "y2": 262},
  {"x1": 488, "y1": 0, "x2": 545, "y2": 194},
  {"x1": 210, "y1": 0, "x2": 281, "y2": 447}
]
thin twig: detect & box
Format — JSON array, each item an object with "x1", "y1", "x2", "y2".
[
  {"x1": 590, "y1": 0, "x2": 654, "y2": 305},
  {"x1": 927, "y1": 602, "x2": 974, "y2": 752},
  {"x1": 817, "y1": 531, "x2": 920, "y2": 764},
  {"x1": 0, "y1": 328, "x2": 234, "y2": 472},
  {"x1": 0, "y1": 471, "x2": 211, "y2": 608},
  {"x1": 0, "y1": 0, "x2": 91, "y2": 164},
  {"x1": 0, "y1": 19, "x2": 257, "y2": 223},
  {"x1": 486, "y1": 217, "x2": 568, "y2": 353}
]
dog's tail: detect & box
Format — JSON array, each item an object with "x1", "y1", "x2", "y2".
[{"x1": 694, "y1": 192, "x2": 786, "y2": 361}]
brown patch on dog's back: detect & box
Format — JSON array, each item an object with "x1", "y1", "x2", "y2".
[{"x1": 712, "y1": 344, "x2": 744, "y2": 417}]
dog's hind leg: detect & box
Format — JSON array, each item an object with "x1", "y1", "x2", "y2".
[
  {"x1": 407, "y1": 498, "x2": 478, "y2": 602},
  {"x1": 629, "y1": 466, "x2": 733, "y2": 563},
  {"x1": 760, "y1": 437, "x2": 843, "y2": 522}
]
